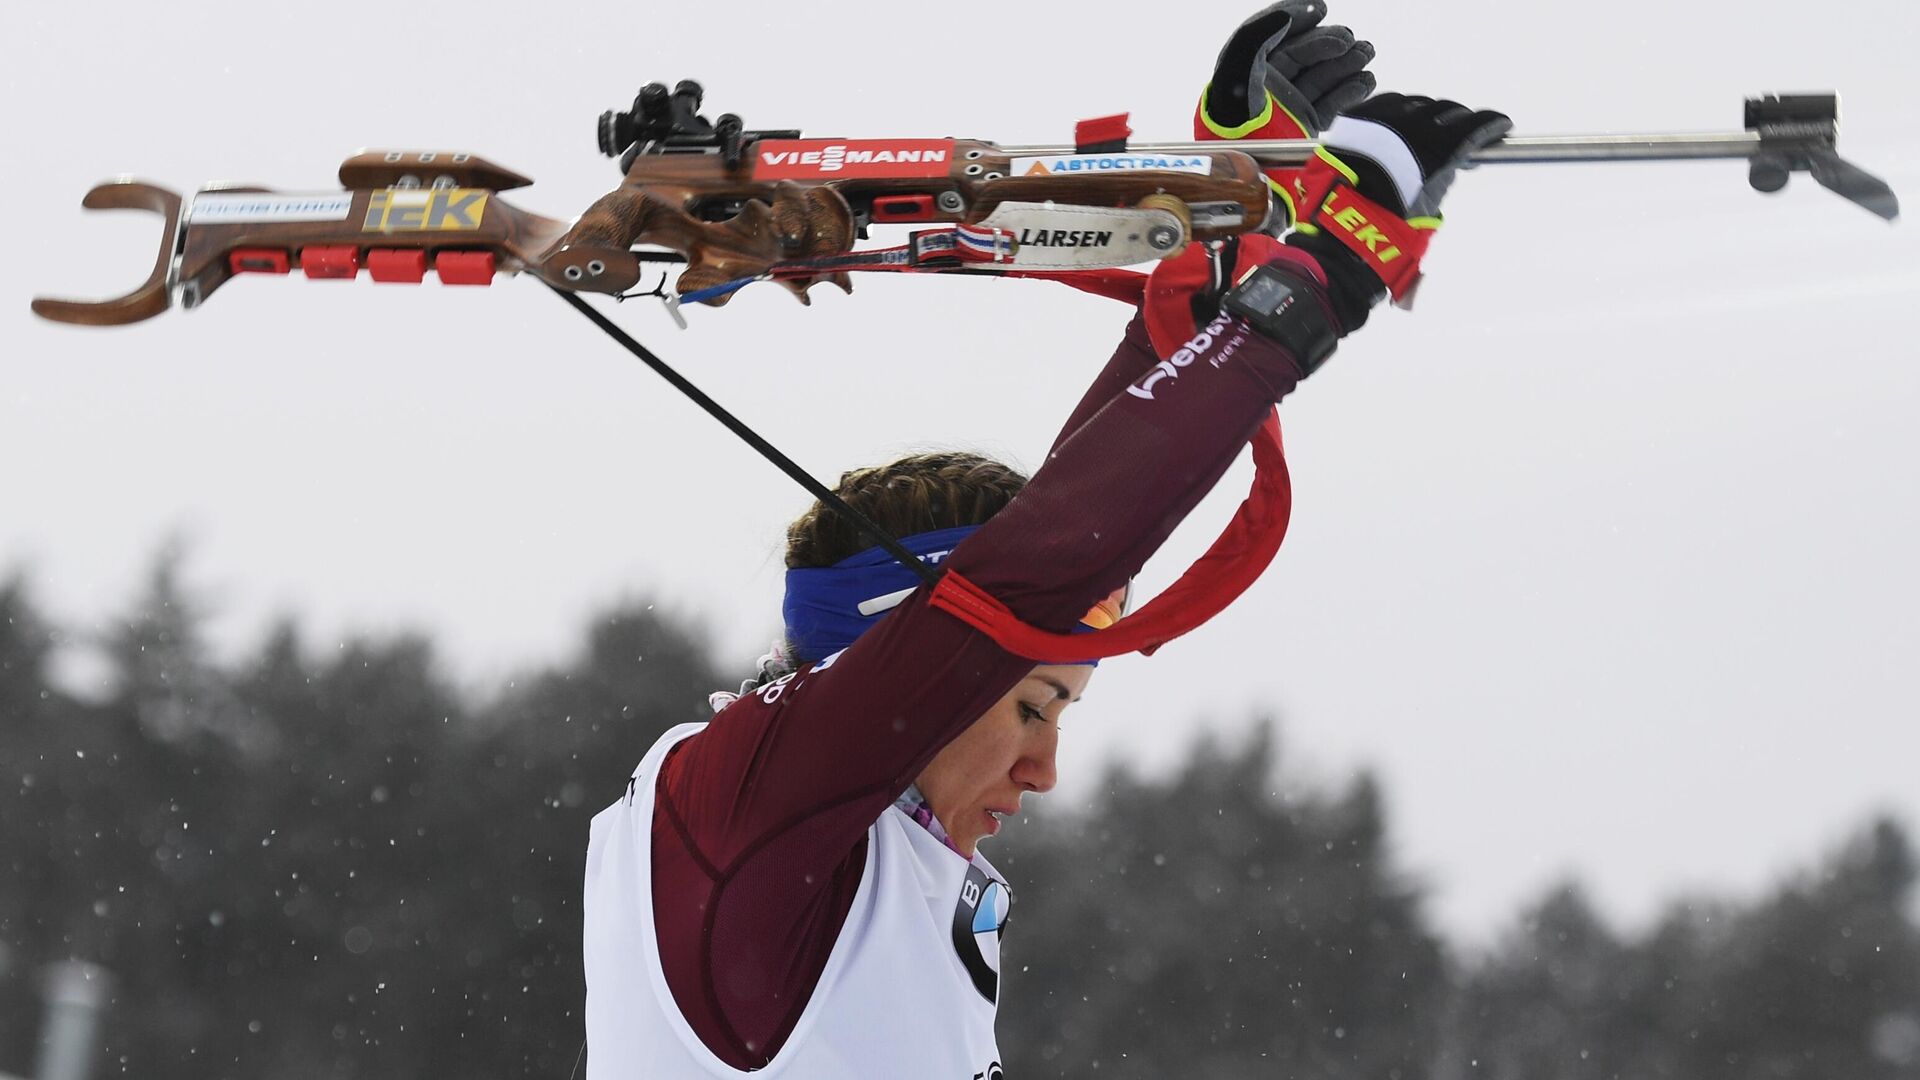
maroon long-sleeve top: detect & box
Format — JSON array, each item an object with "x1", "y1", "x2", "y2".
[{"x1": 650, "y1": 268, "x2": 1327, "y2": 1068}]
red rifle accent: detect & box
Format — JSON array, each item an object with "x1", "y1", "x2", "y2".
[
  {"x1": 1075, "y1": 113, "x2": 1132, "y2": 153},
  {"x1": 368, "y1": 249, "x2": 428, "y2": 283},
  {"x1": 301, "y1": 246, "x2": 359, "y2": 279}
]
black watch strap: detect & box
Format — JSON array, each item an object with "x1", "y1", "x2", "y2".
[{"x1": 1220, "y1": 264, "x2": 1340, "y2": 375}]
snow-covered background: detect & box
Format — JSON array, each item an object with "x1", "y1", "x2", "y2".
[{"x1": 4, "y1": 0, "x2": 1916, "y2": 939}]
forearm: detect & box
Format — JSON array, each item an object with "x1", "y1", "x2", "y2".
[
  {"x1": 953, "y1": 308, "x2": 1306, "y2": 630},
  {"x1": 1048, "y1": 308, "x2": 1163, "y2": 454}
]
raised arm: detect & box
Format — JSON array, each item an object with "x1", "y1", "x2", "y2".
[{"x1": 1048, "y1": 0, "x2": 1375, "y2": 452}]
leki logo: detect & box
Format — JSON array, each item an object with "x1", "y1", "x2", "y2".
[
  {"x1": 1128, "y1": 315, "x2": 1237, "y2": 401},
  {"x1": 1304, "y1": 184, "x2": 1404, "y2": 266},
  {"x1": 362, "y1": 189, "x2": 489, "y2": 232},
  {"x1": 755, "y1": 140, "x2": 954, "y2": 179}
]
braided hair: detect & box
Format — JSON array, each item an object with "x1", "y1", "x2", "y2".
[
  {"x1": 717, "y1": 452, "x2": 1028, "y2": 708},
  {"x1": 785, "y1": 451, "x2": 1028, "y2": 569}
]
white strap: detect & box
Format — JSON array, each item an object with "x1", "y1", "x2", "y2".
[{"x1": 968, "y1": 202, "x2": 1185, "y2": 270}]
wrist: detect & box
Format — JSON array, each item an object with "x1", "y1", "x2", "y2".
[
  {"x1": 1197, "y1": 86, "x2": 1310, "y2": 141},
  {"x1": 1284, "y1": 231, "x2": 1387, "y2": 334},
  {"x1": 1291, "y1": 155, "x2": 1438, "y2": 301},
  {"x1": 1220, "y1": 263, "x2": 1341, "y2": 377},
  {"x1": 1144, "y1": 236, "x2": 1354, "y2": 365}
]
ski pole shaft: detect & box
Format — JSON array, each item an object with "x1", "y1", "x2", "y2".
[
  {"x1": 1007, "y1": 94, "x2": 1899, "y2": 221},
  {"x1": 1002, "y1": 131, "x2": 1784, "y2": 167}
]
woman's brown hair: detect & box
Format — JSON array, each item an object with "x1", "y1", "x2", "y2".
[{"x1": 785, "y1": 451, "x2": 1028, "y2": 569}]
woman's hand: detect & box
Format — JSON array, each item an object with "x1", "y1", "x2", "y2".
[
  {"x1": 1289, "y1": 93, "x2": 1513, "y2": 316},
  {"x1": 1197, "y1": 1, "x2": 1378, "y2": 230}
]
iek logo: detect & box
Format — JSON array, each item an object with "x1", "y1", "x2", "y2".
[{"x1": 362, "y1": 189, "x2": 489, "y2": 232}]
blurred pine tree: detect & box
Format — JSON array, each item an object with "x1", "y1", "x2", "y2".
[
  {"x1": 995, "y1": 724, "x2": 1449, "y2": 1079},
  {"x1": 3, "y1": 559, "x2": 1917, "y2": 1080}
]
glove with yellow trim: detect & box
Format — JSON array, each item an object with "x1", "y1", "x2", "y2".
[
  {"x1": 1197, "y1": 1, "x2": 1377, "y2": 230},
  {"x1": 1288, "y1": 93, "x2": 1512, "y2": 326}
]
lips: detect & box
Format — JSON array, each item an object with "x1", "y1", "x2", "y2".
[{"x1": 983, "y1": 805, "x2": 1020, "y2": 835}]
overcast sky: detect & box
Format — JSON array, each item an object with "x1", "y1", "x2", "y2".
[{"x1": 5, "y1": 0, "x2": 1917, "y2": 939}]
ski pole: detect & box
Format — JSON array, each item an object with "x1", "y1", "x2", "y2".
[{"x1": 1003, "y1": 95, "x2": 1900, "y2": 221}]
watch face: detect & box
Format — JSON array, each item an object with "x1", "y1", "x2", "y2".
[
  {"x1": 1222, "y1": 265, "x2": 1337, "y2": 374},
  {"x1": 1235, "y1": 270, "x2": 1294, "y2": 317}
]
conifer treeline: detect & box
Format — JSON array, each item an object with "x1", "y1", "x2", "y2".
[{"x1": 2, "y1": 564, "x2": 1915, "y2": 1079}]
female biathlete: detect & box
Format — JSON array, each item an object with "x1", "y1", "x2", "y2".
[{"x1": 582, "y1": 4, "x2": 1510, "y2": 1075}]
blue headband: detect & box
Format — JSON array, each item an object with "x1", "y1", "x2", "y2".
[{"x1": 782, "y1": 525, "x2": 1103, "y2": 666}]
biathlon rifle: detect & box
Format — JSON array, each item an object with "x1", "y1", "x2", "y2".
[
  {"x1": 31, "y1": 82, "x2": 1900, "y2": 328},
  {"x1": 24, "y1": 80, "x2": 1907, "y2": 662}
]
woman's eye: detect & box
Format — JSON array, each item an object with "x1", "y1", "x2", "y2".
[{"x1": 1018, "y1": 703, "x2": 1045, "y2": 724}]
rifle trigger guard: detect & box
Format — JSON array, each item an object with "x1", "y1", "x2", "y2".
[{"x1": 32, "y1": 180, "x2": 184, "y2": 326}]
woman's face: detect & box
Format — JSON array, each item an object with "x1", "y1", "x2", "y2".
[{"x1": 915, "y1": 664, "x2": 1094, "y2": 857}]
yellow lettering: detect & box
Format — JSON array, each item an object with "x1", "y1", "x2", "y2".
[
  {"x1": 1315, "y1": 190, "x2": 1410, "y2": 266},
  {"x1": 1353, "y1": 224, "x2": 1392, "y2": 253},
  {"x1": 362, "y1": 189, "x2": 489, "y2": 233},
  {"x1": 427, "y1": 191, "x2": 485, "y2": 229}
]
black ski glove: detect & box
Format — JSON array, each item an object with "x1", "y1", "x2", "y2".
[
  {"x1": 1288, "y1": 92, "x2": 1512, "y2": 327},
  {"x1": 1197, "y1": 2, "x2": 1376, "y2": 232},
  {"x1": 1204, "y1": 1, "x2": 1377, "y2": 134}
]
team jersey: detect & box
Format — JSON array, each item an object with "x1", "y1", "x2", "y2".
[
  {"x1": 585, "y1": 723, "x2": 1007, "y2": 1080},
  {"x1": 584, "y1": 276, "x2": 1328, "y2": 1072}
]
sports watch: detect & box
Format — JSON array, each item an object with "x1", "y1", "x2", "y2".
[{"x1": 1220, "y1": 264, "x2": 1339, "y2": 375}]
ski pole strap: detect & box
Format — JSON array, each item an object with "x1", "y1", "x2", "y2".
[
  {"x1": 1291, "y1": 152, "x2": 1438, "y2": 301},
  {"x1": 930, "y1": 409, "x2": 1291, "y2": 662},
  {"x1": 1007, "y1": 267, "x2": 1150, "y2": 304}
]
